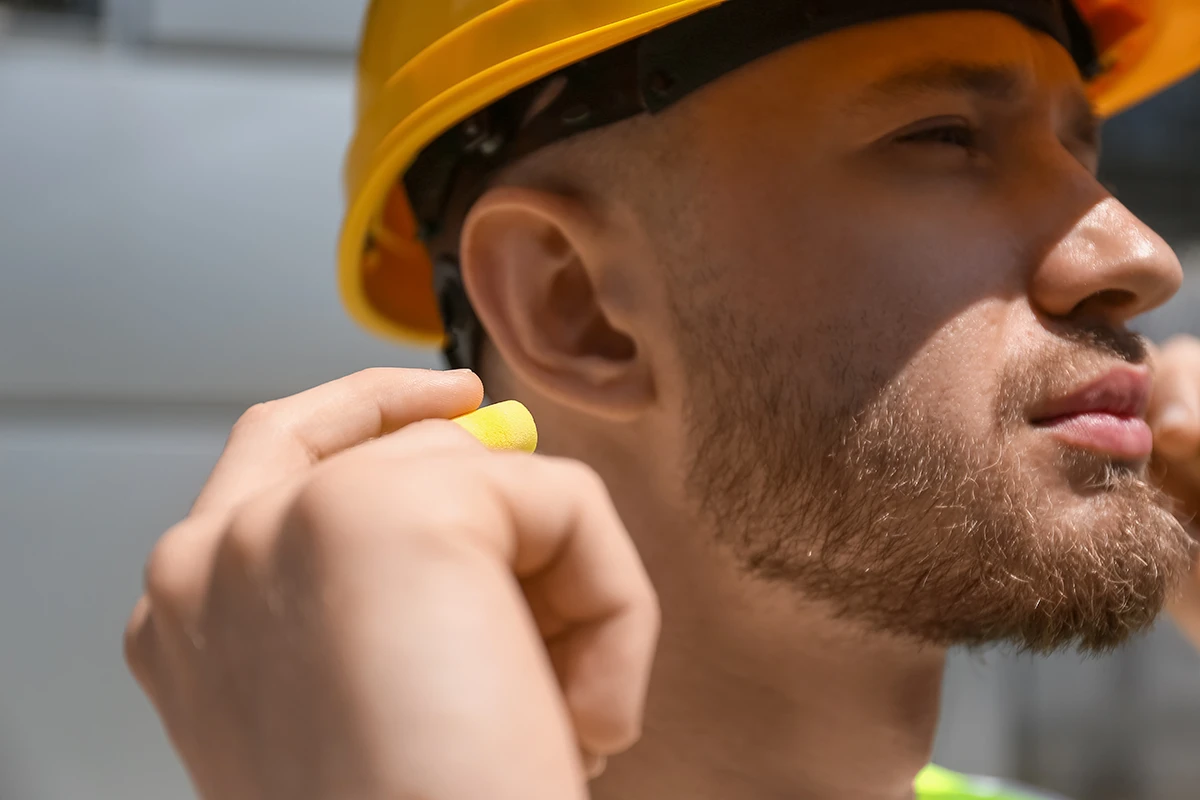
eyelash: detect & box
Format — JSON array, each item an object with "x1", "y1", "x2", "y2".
[{"x1": 896, "y1": 123, "x2": 978, "y2": 150}]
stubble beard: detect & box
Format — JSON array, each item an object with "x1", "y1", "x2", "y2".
[{"x1": 680, "y1": 315, "x2": 1195, "y2": 653}]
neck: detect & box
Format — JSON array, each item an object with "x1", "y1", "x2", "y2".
[{"x1": 580, "y1": 437, "x2": 946, "y2": 800}]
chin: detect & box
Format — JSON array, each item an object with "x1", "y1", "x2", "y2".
[
  {"x1": 1016, "y1": 428, "x2": 1148, "y2": 495},
  {"x1": 1056, "y1": 446, "x2": 1152, "y2": 498},
  {"x1": 997, "y1": 471, "x2": 1191, "y2": 651}
]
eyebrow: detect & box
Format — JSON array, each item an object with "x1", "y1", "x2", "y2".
[
  {"x1": 853, "y1": 60, "x2": 1102, "y2": 149},
  {"x1": 856, "y1": 61, "x2": 1027, "y2": 107}
]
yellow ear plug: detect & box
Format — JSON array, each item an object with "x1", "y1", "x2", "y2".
[{"x1": 452, "y1": 401, "x2": 539, "y2": 453}]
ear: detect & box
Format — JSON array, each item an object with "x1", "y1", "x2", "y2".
[{"x1": 460, "y1": 186, "x2": 655, "y2": 419}]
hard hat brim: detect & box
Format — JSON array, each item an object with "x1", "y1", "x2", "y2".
[
  {"x1": 340, "y1": 0, "x2": 1200, "y2": 348},
  {"x1": 340, "y1": 1, "x2": 723, "y2": 347}
]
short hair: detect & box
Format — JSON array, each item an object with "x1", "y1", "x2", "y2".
[{"x1": 430, "y1": 96, "x2": 684, "y2": 374}]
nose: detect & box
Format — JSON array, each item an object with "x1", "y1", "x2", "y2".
[{"x1": 1030, "y1": 197, "x2": 1183, "y2": 326}]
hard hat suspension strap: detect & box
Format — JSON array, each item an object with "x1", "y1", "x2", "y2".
[{"x1": 414, "y1": 0, "x2": 1099, "y2": 368}]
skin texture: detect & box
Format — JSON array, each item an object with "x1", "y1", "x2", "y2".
[
  {"x1": 126, "y1": 369, "x2": 660, "y2": 799},
  {"x1": 472, "y1": 12, "x2": 1196, "y2": 649},
  {"x1": 126, "y1": 11, "x2": 1200, "y2": 800},
  {"x1": 467, "y1": 12, "x2": 1199, "y2": 797}
]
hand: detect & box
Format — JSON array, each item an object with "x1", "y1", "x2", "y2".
[
  {"x1": 1148, "y1": 338, "x2": 1200, "y2": 646},
  {"x1": 123, "y1": 369, "x2": 660, "y2": 800}
]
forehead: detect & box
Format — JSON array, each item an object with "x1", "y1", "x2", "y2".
[{"x1": 705, "y1": 10, "x2": 1086, "y2": 111}]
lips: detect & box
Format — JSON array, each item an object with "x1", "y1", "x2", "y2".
[{"x1": 1029, "y1": 366, "x2": 1154, "y2": 461}]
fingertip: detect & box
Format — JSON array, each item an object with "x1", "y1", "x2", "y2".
[
  {"x1": 1154, "y1": 403, "x2": 1200, "y2": 459},
  {"x1": 425, "y1": 367, "x2": 484, "y2": 400},
  {"x1": 441, "y1": 367, "x2": 482, "y2": 384},
  {"x1": 582, "y1": 752, "x2": 608, "y2": 781}
]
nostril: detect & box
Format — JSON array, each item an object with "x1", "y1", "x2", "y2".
[{"x1": 1071, "y1": 288, "x2": 1138, "y2": 317}]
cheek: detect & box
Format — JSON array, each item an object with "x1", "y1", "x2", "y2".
[
  {"x1": 697, "y1": 166, "x2": 1026, "y2": 406},
  {"x1": 899, "y1": 305, "x2": 1016, "y2": 440}
]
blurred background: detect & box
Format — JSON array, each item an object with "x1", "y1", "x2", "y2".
[{"x1": 0, "y1": 2, "x2": 1198, "y2": 799}]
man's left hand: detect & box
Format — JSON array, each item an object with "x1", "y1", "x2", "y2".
[{"x1": 1149, "y1": 336, "x2": 1200, "y2": 646}]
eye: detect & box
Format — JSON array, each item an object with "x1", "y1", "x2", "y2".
[{"x1": 894, "y1": 121, "x2": 978, "y2": 150}]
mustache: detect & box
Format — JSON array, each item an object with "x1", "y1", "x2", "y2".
[
  {"x1": 1055, "y1": 324, "x2": 1148, "y2": 365},
  {"x1": 995, "y1": 325, "x2": 1149, "y2": 427}
]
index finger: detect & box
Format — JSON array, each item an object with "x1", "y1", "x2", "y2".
[
  {"x1": 192, "y1": 368, "x2": 483, "y2": 516},
  {"x1": 452, "y1": 456, "x2": 660, "y2": 759},
  {"x1": 1149, "y1": 337, "x2": 1200, "y2": 462}
]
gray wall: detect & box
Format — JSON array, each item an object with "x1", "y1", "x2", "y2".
[
  {"x1": 0, "y1": 23, "x2": 431, "y2": 800},
  {"x1": 147, "y1": 0, "x2": 364, "y2": 51},
  {"x1": 2, "y1": 6, "x2": 1200, "y2": 800}
]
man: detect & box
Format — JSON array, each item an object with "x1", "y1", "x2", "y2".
[{"x1": 124, "y1": 2, "x2": 1200, "y2": 799}]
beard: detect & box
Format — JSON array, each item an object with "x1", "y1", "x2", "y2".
[{"x1": 677, "y1": 308, "x2": 1195, "y2": 654}]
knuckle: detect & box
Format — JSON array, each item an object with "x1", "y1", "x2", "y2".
[
  {"x1": 553, "y1": 459, "x2": 625, "y2": 522},
  {"x1": 143, "y1": 525, "x2": 192, "y2": 609},
  {"x1": 554, "y1": 458, "x2": 610, "y2": 497},
  {"x1": 414, "y1": 484, "x2": 489, "y2": 539},
  {"x1": 285, "y1": 472, "x2": 349, "y2": 550},
  {"x1": 230, "y1": 400, "x2": 287, "y2": 439},
  {"x1": 344, "y1": 367, "x2": 409, "y2": 397},
  {"x1": 233, "y1": 400, "x2": 274, "y2": 430},
  {"x1": 384, "y1": 458, "x2": 483, "y2": 535},
  {"x1": 577, "y1": 702, "x2": 642, "y2": 755},
  {"x1": 291, "y1": 464, "x2": 362, "y2": 521},
  {"x1": 296, "y1": 460, "x2": 479, "y2": 556},
  {"x1": 284, "y1": 466, "x2": 393, "y2": 557},
  {"x1": 221, "y1": 503, "x2": 268, "y2": 568},
  {"x1": 1161, "y1": 335, "x2": 1200, "y2": 363},
  {"x1": 279, "y1": 451, "x2": 497, "y2": 575},
  {"x1": 352, "y1": 366, "x2": 394, "y2": 383}
]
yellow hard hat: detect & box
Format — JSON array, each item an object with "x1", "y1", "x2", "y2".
[{"x1": 339, "y1": 0, "x2": 1200, "y2": 351}]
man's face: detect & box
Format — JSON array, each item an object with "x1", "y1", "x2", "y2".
[{"x1": 655, "y1": 12, "x2": 1194, "y2": 651}]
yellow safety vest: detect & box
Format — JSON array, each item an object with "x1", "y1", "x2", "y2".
[{"x1": 917, "y1": 765, "x2": 1064, "y2": 799}]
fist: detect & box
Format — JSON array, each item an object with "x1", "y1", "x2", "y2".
[
  {"x1": 1149, "y1": 337, "x2": 1200, "y2": 645},
  {"x1": 123, "y1": 369, "x2": 659, "y2": 800}
]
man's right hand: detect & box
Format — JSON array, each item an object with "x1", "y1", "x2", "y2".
[{"x1": 123, "y1": 369, "x2": 660, "y2": 800}]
